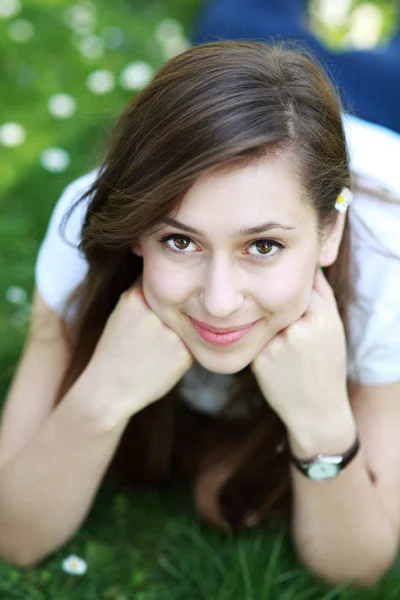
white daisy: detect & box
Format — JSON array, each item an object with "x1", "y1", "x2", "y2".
[
  {"x1": 40, "y1": 147, "x2": 70, "y2": 173},
  {"x1": 62, "y1": 554, "x2": 87, "y2": 575},
  {"x1": 154, "y1": 18, "x2": 183, "y2": 43},
  {"x1": 0, "y1": 122, "x2": 26, "y2": 147},
  {"x1": 48, "y1": 93, "x2": 76, "y2": 119},
  {"x1": 8, "y1": 19, "x2": 34, "y2": 43},
  {"x1": 119, "y1": 62, "x2": 154, "y2": 91},
  {"x1": 77, "y1": 35, "x2": 105, "y2": 59},
  {"x1": 154, "y1": 18, "x2": 190, "y2": 60},
  {"x1": 5, "y1": 286, "x2": 27, "y2": 305},
  {"x1": 86, "y1": 69, "x2": 115, "y2": 94},
  {"x1": 0, "y1": 0, "x2": 21, "y2": 19},
  {"x1": 334, "y1": 187, "x2": 353, "y2": 212},
  {"x1": 160, "y1": 36, "x2": 190, "y2": 60},
  {"x1": 63, "y1": 2, "x2": 96, "y2": 35}
]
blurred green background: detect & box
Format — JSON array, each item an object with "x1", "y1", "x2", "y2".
[{"x1": 1, "y1": 1, "x2": 399, "y2": 598}]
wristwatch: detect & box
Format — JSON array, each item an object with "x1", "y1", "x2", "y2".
[{"x1": 289, "y1": 435, "x2": 360, "y2": 481}]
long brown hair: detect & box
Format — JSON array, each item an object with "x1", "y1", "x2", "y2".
[{"x1": 56, "y1": 41, "x2": 353, "y2": 530}]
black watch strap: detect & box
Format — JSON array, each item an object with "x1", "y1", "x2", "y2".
[{"x1": 289, "y1": 435, "x2": 360, "y2": 473}]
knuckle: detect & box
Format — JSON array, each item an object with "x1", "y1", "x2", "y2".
[
  {"x1": 121, "y1": 288, "x2": 140, "y2": 307},
  {"x1": 288, "y1": 321, "x2": 307, "y2": 341},
  {"x1": 286, "y1": 326, "x2": 299, "y2": 343},
  {"x1": 145, "y1": 311, "x2": 160, "y2": 327},
  {"x1": 268, "y1": 341, "x2": 282, "y2": 357},
  {"x1": 181, "y1": 350, "x2": 192, "y2": 368},
  {"x1": 167, "y1": 336, "x2": 178, "y2": 350}
]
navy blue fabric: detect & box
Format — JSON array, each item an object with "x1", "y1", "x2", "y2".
[{"x1": 192, "y1": 0, "x2": 400, "y2": 134}]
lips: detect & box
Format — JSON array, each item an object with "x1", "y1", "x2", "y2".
[
  {"x1": 189, "y1": 317, "x2": 260, "y2": 347},
  {"x1": 189, "y1": 316, "x2": 259, "y2": 334}
]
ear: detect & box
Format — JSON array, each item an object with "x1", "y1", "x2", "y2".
[
  {"x1": 317, "y1": 211, "x2": 347, "y2": 267},
  {"x1": 131, "y1": 241, "x2": 143, "y2": 257}
]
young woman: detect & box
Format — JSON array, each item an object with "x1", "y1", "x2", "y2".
[{"x1": 1, "y1": 41, "x2": 400, "y2": 587}]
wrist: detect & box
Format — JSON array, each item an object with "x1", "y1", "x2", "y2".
[
  {"x1": 287, "y1": 404, "x2": 357, "y2": 460},
  {"x1": 71, "y1": 367, "x2": 136, "y2": 433}
]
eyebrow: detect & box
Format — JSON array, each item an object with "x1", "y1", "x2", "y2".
[{"x1": 161, "y1": 217, "x2": 296, "y2": 237}]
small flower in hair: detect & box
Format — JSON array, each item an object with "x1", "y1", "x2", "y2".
[{"x1": 334, "y1": 187, "x2": 353, "y2": 212}]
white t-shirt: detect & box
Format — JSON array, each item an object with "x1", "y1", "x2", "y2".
[{"x1": 35, "y1": 114, "x2": 400, "y2": 416}]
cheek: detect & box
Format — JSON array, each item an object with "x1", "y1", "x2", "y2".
[
  {"x1": 256, "y1": 261, "x2": 314, "y2": 317},
  {"x1": 142, "y1": 258, "x2": 191, "y2": 305}
]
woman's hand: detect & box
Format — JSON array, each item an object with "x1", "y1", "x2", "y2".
[
  {"x1": 250, "y1": 267, "x2": 349, "y2": 431},
  {"x1": 85, "y1": 276, "x2": 194, "y2": 419}
]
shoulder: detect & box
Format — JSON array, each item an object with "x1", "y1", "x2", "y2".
[
  {"x1": 50, "y1": 169, "x2": 100, "y2": 237},
  {"x1": 343, "y1": 114, "x2": 400, "y2": 257},
  {"x1": 343, "y1": 116, "x2": 400, "y2": 386},
  {"x1": 34, "y1": 168, "x2": 101, "y2": 320},
  {"x1": 343, "y1": 113, "x2": 400, "y2": 202},
  {"x1": 61, "y1": 168, "x2": 100, "y2": 199},
  {"x1": 38, "y1": 168, "x2": 101, "y2": 262}
]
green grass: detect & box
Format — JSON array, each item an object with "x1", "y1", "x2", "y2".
[
  {"x1": 2, "y1": 480, "x2": 400, "y2": 599},
  {"x1": 1, "y1": 0, "x2": 399, "y2": 597}
]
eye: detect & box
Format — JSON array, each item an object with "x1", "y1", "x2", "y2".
[
  {"x1": 160, "y1": 235, "x2": 198, "y2": 254},
  {"x1": 158, "y1": 234, "x2": 285, "y2": 261},
  {"x1": 246, "y1": 239, "x2": 285, "y2": 260}
]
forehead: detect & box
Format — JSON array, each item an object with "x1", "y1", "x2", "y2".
[{"x1": 175, "y1": 154, "x2": 315, "y2": 232}]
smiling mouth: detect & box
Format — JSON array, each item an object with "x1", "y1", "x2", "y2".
[
  {"x1": 189, "y1": 317, "x2": 260, "y2": 333},
  {"x1": 188, "y1": 317, "x2": 261, "y2": 348}
]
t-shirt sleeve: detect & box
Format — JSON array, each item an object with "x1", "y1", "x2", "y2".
[
  {"x1": 346, "y1": 188, "x2": 400, "y2": 386},
  {"x1": 344, "y1": 114, "x2": 400, "y2": 386},
  {"x1": 34, "y1": 170, "x2": 98, "y2": 322}
]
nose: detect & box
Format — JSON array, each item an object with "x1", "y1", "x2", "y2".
[{"x1": 199, "y1": 255, "x2": 244, "y2": 318}]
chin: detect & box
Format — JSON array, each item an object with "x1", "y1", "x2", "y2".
[{"x1": 191, "y1": 348, "x2": 254, "y2": 375}]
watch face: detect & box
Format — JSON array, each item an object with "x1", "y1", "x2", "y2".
[{"x1": 307, "y1": 462, "x2": 340, "y2": 481}]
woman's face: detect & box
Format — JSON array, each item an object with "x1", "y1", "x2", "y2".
[{"x1": 133, "y1": 155, "x2": 342, "y2": 374}]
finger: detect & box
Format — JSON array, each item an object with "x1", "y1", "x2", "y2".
[
  {"x1": 313, "y1": 267, "x2": 336, "y2": 304},
  {"x1": 298, "y1": 270, "x2": 326, "y2": 320},
  {"x1": 300, "y1": 287, "x2": 322, "y2": 320},
  {"x1": 128, "y1": 273, "x2": 150, "y2": 308},
  {"x1": 307, "y1": 268, "x2": 340, "y2": 324}
]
